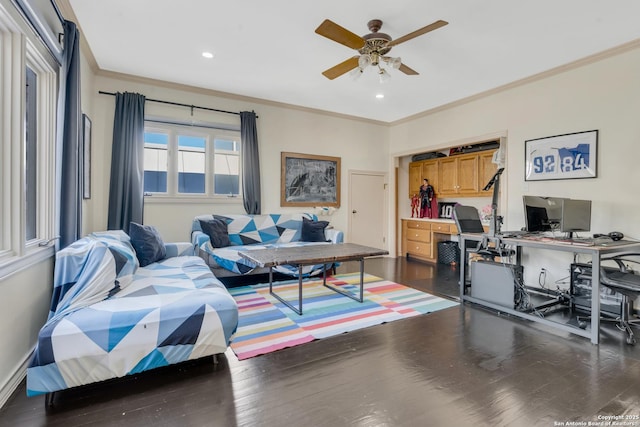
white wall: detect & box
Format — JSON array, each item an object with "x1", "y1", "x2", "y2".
[
  {"x1": 390, "y1": 43, "x2": 640, "y2": 286},
  {"x1": 88, "y1": 74, "x2": 391, "y2": 242},
  {"x1": 0, "y1": 261, "x2": 53, "y2": 406}
]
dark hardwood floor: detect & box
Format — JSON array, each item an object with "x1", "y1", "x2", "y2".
[{"x1": 2, "y1": 257, "x2": 640, "y2": 427}]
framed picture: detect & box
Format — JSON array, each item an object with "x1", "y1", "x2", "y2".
[
  {"x1": 281, "y1": 152, "x2": 341, "y2": 207},
  {"x1": 82, "y1": 114, "x2": 92, "y2": 199},
  {"x1": 525, "y1": 130, "x2": 598, "y2": 181}
]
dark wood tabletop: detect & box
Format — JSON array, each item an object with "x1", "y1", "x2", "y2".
[{"x1": 237, "y1": 243, "x2": 389, "y2": 267}]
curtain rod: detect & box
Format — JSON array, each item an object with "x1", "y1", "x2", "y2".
[{"x1": 98, "y1": 91, "x2": 258, "y2": 118}]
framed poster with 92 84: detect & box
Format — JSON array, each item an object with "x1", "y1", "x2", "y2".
[{"x1": 525, "y1": 130, "x2": 597, "y2": 181}]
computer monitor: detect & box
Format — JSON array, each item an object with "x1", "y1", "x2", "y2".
[
  {"x1": 523, "y1": 196, "x2": 592, "y2": 236},
  {"x1": 523, "y1": 196, "x2": 563, "y2": 232},
  {"x1": 560, "y1": 199, "x2": 591, "y2": 235},
  {"x1": 525, "y1": 205, "x2": 550, "y2": 232}
]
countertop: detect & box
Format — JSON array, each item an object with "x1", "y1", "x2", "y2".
[
  {"x1": 402, "y1": 217, "x2": 455, "y2": 223},
  {"x1": 402, "y1": 217, "x2": 491, "y2": 226}
]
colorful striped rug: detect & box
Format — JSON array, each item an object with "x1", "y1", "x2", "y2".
[{"x1": 228, "y1": 273, "x2": 458, "y2": 360}]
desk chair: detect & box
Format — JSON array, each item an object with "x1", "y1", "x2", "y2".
[
  {"x1": 577, "y1": 253, "x2": 640, "y2": 345},
  {"x1": 453, "y1": 205, "x2": 506, "y2": 259},
  {"x1": 453, "y1": 205, "x2": 505, "y2": 289}
]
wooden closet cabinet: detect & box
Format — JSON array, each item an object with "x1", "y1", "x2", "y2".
[
  {"x1": 437, "y1": 154, "x2": 479, "y2": 197},
  {"x1": 408, "y1": 149, "x2": 497, "y2": 199},
  {"x1": 409, "y1": 162, "x2": 422, "y2": 197},
  {"x1": 478, "y1": 150, "x2": 499, "y2": 196},
  {"x1": 408, "y1": 159, "x2": 440, "y2": 198}
]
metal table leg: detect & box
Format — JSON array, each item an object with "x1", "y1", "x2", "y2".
[
  {"x1": 323, "y1": 258, "x2": 365, "y2": 303},
  {"x1": 269, "y1": 265, "x2": 304, "y2": 315}
]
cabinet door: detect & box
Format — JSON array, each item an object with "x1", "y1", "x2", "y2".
[
  {"x1": 422, "y1": 160, "x2": 439, "y2": 194},
  {"x1": 478, "y1": 150, "x2": 498, "y2": 196},
  {"x1": 438, "y1": 157, "x2": 458, "y2": 196},
  {"x1": 457, "y1": 155, "x2": 479, "y2": 195},
  {"x1": 409, "y1": 162, "x2": 423, "y2": 198}
]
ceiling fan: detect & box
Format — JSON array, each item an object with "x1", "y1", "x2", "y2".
[{"x1": 315, "y1": 18, "x2": 448, "y2": 81}]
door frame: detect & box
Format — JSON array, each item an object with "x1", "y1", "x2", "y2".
[{"x1": 347, "y1": 169, "x2": 389, "y2": 249}]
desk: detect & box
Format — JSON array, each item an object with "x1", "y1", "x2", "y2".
[{"x1": 459, "y1": 234, "x2": 640, "y2": 344}]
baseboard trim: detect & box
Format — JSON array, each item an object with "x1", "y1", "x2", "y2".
[{"x1": 0, "y1": 348, "x2": 33, "y2": 410}]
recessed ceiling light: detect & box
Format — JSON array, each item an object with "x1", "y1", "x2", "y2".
[
  {"x1": 202, "y1": 51, "x2": 214, "y2": 59},
  {"x1": 375, "y1": 93, "x2": 385, "y2": 99}
]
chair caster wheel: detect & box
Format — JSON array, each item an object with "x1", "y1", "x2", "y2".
[
  {"x1": 626, "y1": 336, "x2": 636, "y2": 345},
  {"x1": 578, "y1": 321, "x2": 587, "y2": 329}
]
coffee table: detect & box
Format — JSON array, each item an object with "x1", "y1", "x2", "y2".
[{"x1": 237, "y1": 243, "x2": 389, "y2": 315}]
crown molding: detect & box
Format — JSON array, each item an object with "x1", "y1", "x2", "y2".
[{"x1": 95, "y1": 69, "x2": 389, "y2": 127}]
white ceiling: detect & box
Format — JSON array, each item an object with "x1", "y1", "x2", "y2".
[{"x1": 67, "y1": 0, "x2": 640, "y2": 123}]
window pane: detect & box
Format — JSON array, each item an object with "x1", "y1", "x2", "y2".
[
  {"x1": 214, "y1": 138, "x2": 238, "y2": 152},
  {"x1": 144, "y1": 132, "x2": 168, "y2": 193},
  {"x1": 25, "y1": 67, "x2": 37, "y2": 241},
  {"x1": 213, "y1": 138, "x2": 240, "y2": 195},
  {"x1": 178, "y1": 135, "x2": 205, "y2": 194}
]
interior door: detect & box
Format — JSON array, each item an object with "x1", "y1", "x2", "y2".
[{"x1": 349, "y1": 171, "x2": 387, "y2": 248}]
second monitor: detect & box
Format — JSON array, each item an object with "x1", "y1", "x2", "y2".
[{"x1": 523, "y1": 196, "x2": 591, "y2": 236}]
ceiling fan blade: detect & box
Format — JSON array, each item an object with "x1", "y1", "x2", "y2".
[
  {"x1": 315, "y1": 19, "x2": 366, "y2": 50},
  {"x1": 399, "y1": 63, "x2": 419, "y2": 75},
  {"x1": 322, "y1": 56, "x2": 360, "y2": 80},
  {"x1": 387, "y1": 20, "x2": 448, "y2": 47}
]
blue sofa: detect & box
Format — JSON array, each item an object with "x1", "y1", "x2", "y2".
[
  {"x1": 191, "y1": 213, "x2": 344, "y2": 278},
  {"x1": 26, "y1": 230, "x2": 238, "y2": 397}
]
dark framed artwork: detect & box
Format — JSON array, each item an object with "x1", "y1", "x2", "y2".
[
  {"x1": 281, "y1": 152, "x2": 341, "y2": 207},
  {"x1": 525, "y1": 129, "x2": 597, "y2": 181},
  {"x1": 82, "y1": 114, "x2": 92, "y2": 199}
]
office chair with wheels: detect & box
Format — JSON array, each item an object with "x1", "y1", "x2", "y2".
[
  {"x1": 577, "y1": 253, "x2": 640, "y2": 345},
  {"x1": 453, "y1": 205, "x2": 512, "y2": 259},
  {"x1": 453, "y1": 205, "x2": 514, "y2": 291}
]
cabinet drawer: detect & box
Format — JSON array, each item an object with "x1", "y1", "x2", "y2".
[
  {"x1": 431, "y1": 223, "x2": 451, "y2": 233},
  {"x1": 406, "y1": 221, "x2": 430, "y2": 230},
  {"x1": 407, "y1": 242, "x2": 432, "y2": 258},
  {"x1": 406, "y1": 228, "x2": 431, "y2": 243}
]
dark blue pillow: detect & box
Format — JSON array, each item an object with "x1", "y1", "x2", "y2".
[
  {"x1": 129, "y1": 222, "x2": 166, "y2": 267},
  {"x1": 301, "y1": 217, "x2": 330, "y2": 242},
  {"x1": 199, "y1": 218, "x2": 231, "y2": 248}
]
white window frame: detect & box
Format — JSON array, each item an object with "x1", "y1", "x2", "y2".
[
  {"x1": 143, "y1": 121, "x2": 242, "y2": 203},
  {"x1": 0, "y1": 2, "x2": 57, "y2": 277}
]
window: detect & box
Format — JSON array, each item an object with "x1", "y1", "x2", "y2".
[
  {"x1": 143, "y1": 123, "x2": 241, "y2": 199},
  {"x1": 143, "y1": 132, "x2": 168, "y2": 193},
  {"x1": 213, "y1": 138, "x2": 240, "y2": 195},
  {"x1": 0, "y1": 4, "x2": 58, "y2": 275},
  {"x1": 25, "y1": 66, "x2": 38, "y2": 241},
  {"x1": 178, "y1": 135, "x2": 206, "y2": 194}
]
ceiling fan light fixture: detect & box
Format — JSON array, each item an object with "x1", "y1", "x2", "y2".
[
  {"x1": 358, "y1": 54, "x2": 372, "y2": 69},
  {"x1": 317, "y1": 18, "x2": 446, "y2": 80},
  {"x1": 350, "y1": 67, "x2": 364, "y2": 80},
  {"x1": 378, "y1": 68, "x2": 391, "y2": 84}
]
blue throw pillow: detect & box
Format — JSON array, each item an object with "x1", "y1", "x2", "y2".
[
  {"x1": 301, "y1": 217, "x2": 330, "y2": 242},
  {"x1": 199, "y1": 218, "x2": 231, "y2": 248},
  {"x1": 129, "y1": 222, "x2": 167, "y2": 267}
]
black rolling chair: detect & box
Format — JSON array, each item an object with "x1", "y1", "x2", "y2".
[
  {"x1": 453, "y1": 205, "x2": 511, "y2": 289},
  {"x1": 577, "y1": 253, "x2": 640, "y2": 345},
  {"x1": 453, "y1": 205, "x2": 511, "y2": 259}
]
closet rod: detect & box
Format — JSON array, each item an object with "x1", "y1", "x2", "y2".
[{"x1": 98, "y1": 91, "x2": 258, "y2": 118}]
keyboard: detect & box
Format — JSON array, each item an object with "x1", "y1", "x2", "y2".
[
  {"x1": 596, "y1": 239, "x2": 637, "y2": 247},
  {"x1": 500, "y1": 230, "x2": 531, "y2": 238}
]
